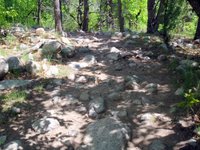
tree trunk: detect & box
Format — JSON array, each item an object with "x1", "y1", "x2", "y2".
[
  {"x1": 117, "y1": 0, "x2": 124, "y2": 32},
  {"x1": 187, "y1": 0, "x2": 200, "y2": 17},
  {"x1": 37, "y1": 0, "x2": 42, "y2": 25},
  {"x1": 77, "y1": 0, "x2": 83, "y2": 29},
  {"x1": 54, "y1": 0, "x2": 62, "y2": 33},
  {"x1": 82, "y1": 0, "x2": 89, "y2": 32},
  {"x1": 147, "y1": 0, "x2": 156, "y2": 33},
  {"x1": 187, "y1": 0, "x2": 200, "y2": 39},
  {"x1": 108, "y1": 0, "x2": 114, "y2": 29},
  {"x1": 194, "y1": 17, "x2": 200, "y2": 40}
]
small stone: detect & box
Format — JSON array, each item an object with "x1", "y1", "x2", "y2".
[
  {"x1": 145, "y1": 83, "x2": 157, "y2": 94},
  {"x1": 81, "y1": 55, "x2": 97, "y2": 66},
  {"x1": 46, "y1": 66, "x2": 59, "y2": 77},
  {"x1": 75, "y1": 105, "x2": 87, "y2": 113},
  {"x1": 66, "y1": 130, "x2": 78, "y2": 137},
  {"x1": 35, "y1": 28, "x2": 45, "y2": 36},
  {"x1": 11, "y1": 107, "x2": 21, "y2": 114},
  {"x1": 79, "y1": 91, "x2": 90, "y2": 101},
  {"x1": 32, "y1": 117, "x2": 60, "y2": 133},
  {"x1": 186, "y1": 43, "x2": 194, "y2": 49},
  {"x1": 0, "y1": 58, "x2": 9, "y2": 80},
  {"x1": 19, "y1": 44, "x2": 29, "y2": 50},
  {"x1": 107, "y1": 92, "x2": 121, "y2": 101},
  {"x1": 110, "y1": 47, "x2": 120, "y2": 53},
  {"x1": 158, "y1": 54, "x2": 167, "y2": 61},
  {"x1": 107, "y1": 53, "x2": 120, "y2": 61},
  {"x1": 89, "y1": 97, "x2": 105, "y2": 114},
  {"x1": 125, "y1": 81, "x2": 140, "y2": 90},
  {"x1": 149, "y1": 139, "x2": 167, "y2": 150},
  {"x1": 52, "y1": 96, "x2": 62, "y2": 105},
  {"x1": 68, "y1": 73, "x2": 76, "y2": 81},
  {"x1": 88, "y1": 107, "x2": 98, "y2": 118},
  {"x1": 3, "y1": 140, "x2": 23, "y2": 150},
  {"x1": 76, "y1": 76, "x2": 87, "y2": 83}
]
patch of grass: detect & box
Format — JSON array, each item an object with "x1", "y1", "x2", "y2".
[
  {"x1": 10, "y1": 69, "x2": 22, "y2": 78},
  {"x1": 0, "y1": 48, "x2": 10, "y2": 57},
  {"x1": 0, "y1": 90, "x2": 28, "y2": 112},
  {"x1": 5, "y1": 35, "x2": 17, "y2": 47},
  {"x1": 168, "y1": 59, "x2": 179, "y2": 71},
  {"x1": 21, "y1": 53, "x2": 29, "y2": 62},
  {"x1": 33, "y1": 84, "x2": 44, "y2": 93},
  {"x1": 57, "y1": 65, "x2": 76, "y2": 78}
]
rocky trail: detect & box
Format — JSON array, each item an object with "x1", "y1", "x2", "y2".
[{"x1": 0, "y1": 27, "x2": 200, "y2": 150}]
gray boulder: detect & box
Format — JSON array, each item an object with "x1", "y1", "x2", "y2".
[
  {"x1": 149, "y1": 140, "x2": 167, "y2": 150},
  {"x1": 61, "y1": 45, "x2": 76, "y2": 58},
  {"x1": 78, "y1": 47, "x2": 91, "y2": 53},
  {"x1": 0, "y1": 80, "x2": 32, "y2": 90},
  {"x1": 6, "y1": 56, "x2": 23, "y2": 71},
  {"x1": 0, "y1": 58, "x2": 9, "y2": 80},
  {"x1": 3, "y1": 140, "x2": 23, "y2": 150},
  {"x1": 32, "y1": 117, "x2": 60, "y2": 133},
  {"x1": 83, "y1": 117, "x2": 130, "y2": 150},
  {"x1": 25, "y1": 61, "x2": 41, "y2": 74},
  {"x1": 42, "y1": 40, "x2": 61, "y2": 58},
  {"x1": 82, "y1": 55, "x2": 97, "y2": 66}
]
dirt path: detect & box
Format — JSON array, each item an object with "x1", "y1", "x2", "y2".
[{"x1": 0, "y1": 32, "x2": 197, "y2": 150}]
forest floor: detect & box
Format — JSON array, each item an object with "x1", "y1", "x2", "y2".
[{"x1": 0, "y1": 29, "x2": 200, "y2": 150}]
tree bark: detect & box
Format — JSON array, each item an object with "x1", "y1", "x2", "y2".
[
  {"x1": 194, "y1": 17, "x2": 200, "y2": 39},
  {"x1": 187, "y1": 0, "x2": 200, "y2": 39},
  {"x1": 37, "y1": 0, "x2": 42, "y2": 25},
  {"x1": 187, "y1": 0, "x2": 200, "y2": 17},
  {"x1": 77, "y1": 0, "x2": 83, "y2": 29},
  {"x1": 82, "y1": 0, "x2": 89, "y2": 32},
  {"x1": 147, "y1": 0, "x2": 156, "y2": 33},
  {"x1": 108, "y1": 0, "x2": 114, "y2": 29},
  {"x1": 117, "y1": 0, "x2": 124, "y2": 32},
  {"x1": 54, "y1": 0, "x2": 62, "y2": 33}
]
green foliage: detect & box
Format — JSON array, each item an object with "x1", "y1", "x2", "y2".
[
  {"x1": 0, "y1": 90, "x2": 28, "y2": 112},
  {"x1": 194, "y1": 125, "x2": 200, "y2": 136},
  {"x1": 178, "y1": 90, "x2": 200, "y2": 109},
  {"x1": 0, "y1": 136, "x2": 6, "y2": 146},
  {"x1": 0, "y1": 0, "x2": 197, "y2": 37}
]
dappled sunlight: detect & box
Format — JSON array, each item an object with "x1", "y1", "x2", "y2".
[{"x1": 0, "y1": 29, "x2": 198, "y2": 149}]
